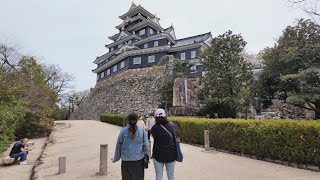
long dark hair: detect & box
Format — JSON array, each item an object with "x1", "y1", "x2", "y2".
[{"x1": 128, "y1": 113, "x2": 138, "y2": 139}]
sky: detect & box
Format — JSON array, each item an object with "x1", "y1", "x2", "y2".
[{"x1": 0, "y1": 0, "x2": 308, "y2": 91}]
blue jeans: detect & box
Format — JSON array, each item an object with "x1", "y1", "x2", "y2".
[
  {"x1": 153, "y1": 159, "x2": 175, "y2": 180},
  {"x1": 10, "y1": 152, "x2": 27, "y2": 161}
]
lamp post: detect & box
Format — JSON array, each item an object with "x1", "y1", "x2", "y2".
[
  {"x1": 67, "y1": 97, "x2": 74, "y2": 120},
  {"x1": 69, "y1": 97, "x2": 74, "y2": 113}
]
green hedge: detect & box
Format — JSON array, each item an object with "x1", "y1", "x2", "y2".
[
  {"x1": 170, "y1": 117, "x2": 320, "y2": 166},
  {"x1": 100, "y1": 114, "x2": 320, "y2": 166},
  {"x1": 100, "y1": 114, "x2": 127, "y2": 127}
]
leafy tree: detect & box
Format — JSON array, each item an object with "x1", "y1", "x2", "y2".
[
  {"x1": 0, "y1": 69, "x2": 26, "y2": 151},
  {"x1": 200, "y1": 30, "x2": 253, "y2": 118},
  {"x1": 258, "y1": 19, "x2": 320, "y2": 118},
  {"x1": 158, "y1": 56, "x2": 193, "y2": 110},
  {"x1": 0, "y1": 40, "x2": 67, "y2": 150}
]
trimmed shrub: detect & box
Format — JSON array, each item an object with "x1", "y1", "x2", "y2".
[
  {"x1": 170, "y1": 117, "x2": 320, "y2": 166},
  {"x1": 100, "y1": 114, "x2": 320, "y2": 166},
  {"x1": 100, "y1": 114, "x2": 127, "y2": 127}
]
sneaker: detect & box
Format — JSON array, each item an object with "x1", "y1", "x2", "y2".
[{"x1": 20, "y1": 161, "x2": 28, "y2": 165}]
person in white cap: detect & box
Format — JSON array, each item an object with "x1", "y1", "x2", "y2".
[{"x1": 151, "y1": 109, "x2": 176, "y2": 180}]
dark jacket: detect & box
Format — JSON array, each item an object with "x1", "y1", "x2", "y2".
[
  {"x1": 151, "y1": 121, "x2": 177, "y2": 163},
  {"x1": 9, "y1": 141, "x2": 24, "y2": 156}
]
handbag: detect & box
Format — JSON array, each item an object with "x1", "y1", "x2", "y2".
[
  {"x1": 142, "y1": 129, "x2": 149, "y2": 169},
  {"x1": 160, "y1": 123, "x2": 183, "y2": 162}
]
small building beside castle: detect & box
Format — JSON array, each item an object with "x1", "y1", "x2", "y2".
[{"x1": 92, "y1": 3, "x2": 212, "y2": 82}]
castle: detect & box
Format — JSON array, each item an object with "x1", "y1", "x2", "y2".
[
  {"x1": 71, "y1": 3, "x2": 212, "y2": 119},
  {"x1": 92, "y1": 3, "x2": 212, "y2": 82}
]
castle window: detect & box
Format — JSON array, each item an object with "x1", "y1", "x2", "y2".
[
  {"x1": 107, "y1": 69, "x2": 110, "y2": 75},
  {"x1": 191, "y1": 50, "x2": 196, "y2": 59},
  {"x1": 113, "y1": 65, "x2": 117, "y2": 72},
  {"x1": 121, "y1": 61, "x2": 125, "y2": 69},
  {"x1": 181, "y1": 52, "x2": 186, "y2": 60},
  {"x1": 100, "y1": 72, "x2": 105, "y2": 78},
  {"x1": 148, "y1": 55, "x2": 155, "y2": 63},
  {"x1": 144, "y1": 43, "x2": 148, "y2": 49},
  {"x1": 150, "y1": 28, "x2": 154, "y2": 35},
  {"x1": 139, "y1": 29, "x2": 145, "y2": 36},
  {"x1": 133, "y1": 57, "x2": 141, "y2": 65},
  {"x1": 154, "y1": 41, "x2": 158, "y2": 47}
]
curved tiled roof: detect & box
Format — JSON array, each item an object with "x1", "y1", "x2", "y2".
[{"x1": 172, "y1": 32, "x2": 211, "y2": 48}]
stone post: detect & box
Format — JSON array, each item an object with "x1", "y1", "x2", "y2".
[
  {"x1": 99, "y1": 144, "x2": 108, "y2": 175},
  {"x1": 59, "y1": 157, "x2": 66, "y2": 174},
  {"x1": 204, "y1": 130, "x2": 210, "y2": 151}
]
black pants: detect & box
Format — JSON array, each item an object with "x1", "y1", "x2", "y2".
[
  {"x1": 147, "y1": 130, "x2": 151, "y2": 140},
  {"x1": 121, "y1": 159, "x2": 144, "y2": 180}
]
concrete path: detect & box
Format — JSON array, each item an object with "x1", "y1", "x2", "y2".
[
  {"x1": 0, "y1": 138, "x2": 46, "y2": 180},
  {"x1": 33, "y1": 120, "x2": 320, "y2": 180}
]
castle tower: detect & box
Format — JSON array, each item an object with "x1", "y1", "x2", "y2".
[{"x1": 92, "y1": 3, "x2": 212, "y2": 82}]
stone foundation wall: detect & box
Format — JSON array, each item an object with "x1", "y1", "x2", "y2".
[{"x1": 70, "y1": 66, "x2": 166, "y2": 120}]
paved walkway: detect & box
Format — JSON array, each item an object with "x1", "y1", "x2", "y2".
[
  {"x1": 1, "y1": 120, "x2": 318, "y2": 180},
  {"x1": 0, "y1": 138, "x2": 46, "y2": 180},
  {"x1": 30, "y1": 120, "x2": 319, "y2": 180}
]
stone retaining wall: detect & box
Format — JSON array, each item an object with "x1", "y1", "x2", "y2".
[{"x1": 70, "y1": 66, "x2": 166, "y2": 120}]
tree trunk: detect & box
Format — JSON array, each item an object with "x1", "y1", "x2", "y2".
[
  {"x1": 315, "y1": 111, "x2": 320, "y2": 120},
  {"x1": 314, "y1": 101, "x2": 320, "y2": 120}
]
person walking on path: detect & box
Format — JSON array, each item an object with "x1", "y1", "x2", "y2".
[
  {"x1": 137, "y1": 116, "x2": 146, "y2": 129},
  {"x1": 113, "y1": 113, "x2": 150, "y2": 180},
  {"x1": 151, "y1": 109, "x2": 177, "y2": 180},
  {"x1": 146, "y1": 112, "x2": 155, "y2": 140}
]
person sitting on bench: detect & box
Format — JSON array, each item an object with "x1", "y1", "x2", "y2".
[{"x1": 9, "y1": 138, "x2": 33, "y2": 165}]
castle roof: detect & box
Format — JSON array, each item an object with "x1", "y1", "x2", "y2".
[
  {"x1": 119, "y1": 3, "x2": 156, "y2": 20},
  {"x1": 172, "y1": 32, "x2": 212, "y2": 48},
  {"x1": 93, "y1": 4, "x2": 212, "y2": 74}
]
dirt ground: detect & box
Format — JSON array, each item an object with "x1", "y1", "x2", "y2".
[
  {"x1": 33, "y1": 120, "x2": 320, "y2": 180},
  {"x1": 0, "y1": 138, "x2": 46, "y2": 180},
  {"x1": 1, "y1": 120, "x2": 320, "y2": 180}
]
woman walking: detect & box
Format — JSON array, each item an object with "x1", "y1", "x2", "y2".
[
  {"x1": 151, "y1": 109, "x2": 177, "y2": 180},
  {"x1": 113, "y1": 113, "x2": 150, "y2": 180},
  {"x1": 146, "y1": 112, "x2": 155, "y2": 140}
]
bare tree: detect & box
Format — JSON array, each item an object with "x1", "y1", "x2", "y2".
[
  {"x1": 43, "y1": 64, "x2": 74, "y2": 95},
  {"x1": 0, "y1": 41, "x2": 21, "y2": 72},
  {"x1": 289, "y1": 0, "x2": 320, "y2": 23}
]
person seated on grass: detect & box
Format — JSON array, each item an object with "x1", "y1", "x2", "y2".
[{"x1": 9, "y1": 138, "x2": 33, "y2": 165}]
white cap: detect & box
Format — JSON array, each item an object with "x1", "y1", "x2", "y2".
[{"x1": 155, "y1": 109, "x2": 166, "y2": 117}]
